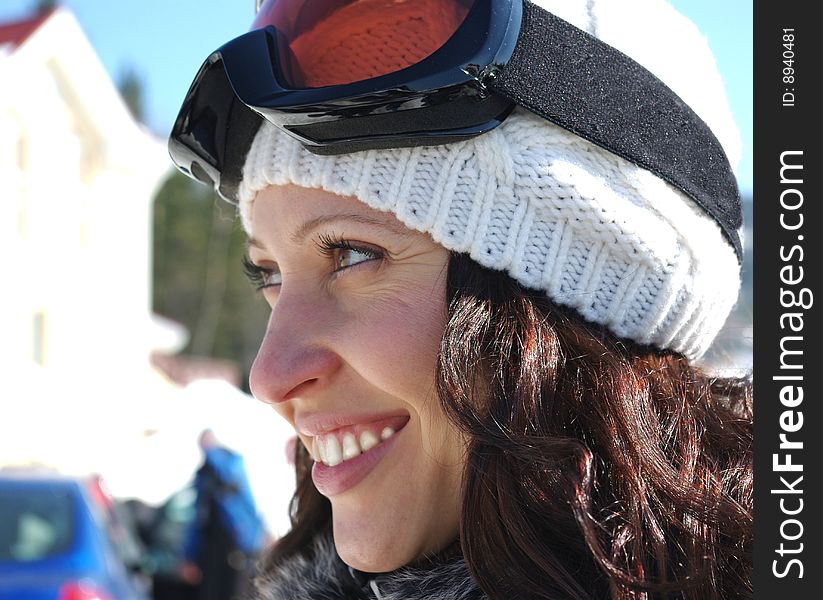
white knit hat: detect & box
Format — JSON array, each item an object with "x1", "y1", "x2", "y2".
[{"x1": 238, "y1": 0, "x2": 742, "y2": 361}]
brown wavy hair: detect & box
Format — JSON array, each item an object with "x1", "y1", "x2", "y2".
[{"x1": 264, "y1": 253, "x2": 753, "y2": 599}]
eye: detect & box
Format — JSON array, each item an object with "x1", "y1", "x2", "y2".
[
  {"x1": 316, "y1": 233, "x2": 384, "y2": 274},
  {"x1": 242, "y1": 255, "x2": 282, "y2": 289},
  {"x1": 336, "y1": 246, "x2": 377, "y2": 269}
]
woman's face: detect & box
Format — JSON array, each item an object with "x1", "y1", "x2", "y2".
[{"x1": 247, "y1": 184, "x2": 464, "y2": 571}]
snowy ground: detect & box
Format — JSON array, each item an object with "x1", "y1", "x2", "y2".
[{"x1": 1, "y1": 373, "x2": 296, "y2": 538}]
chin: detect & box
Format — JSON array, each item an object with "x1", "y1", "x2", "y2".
[
  {"x1": 332, "y1": 524, "x2": 416, "y2": 573},
  {"x1": 338, "y1": 549, "x2": 402, "y2": 573}
]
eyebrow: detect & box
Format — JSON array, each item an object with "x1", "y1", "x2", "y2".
[{"x1": 247, "y1": 212, "x2": 414, "y2": 251}]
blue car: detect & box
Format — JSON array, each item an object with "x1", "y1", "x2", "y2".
[{"x1": 0, "y1": 472, "x2": 149, "y2": 600}]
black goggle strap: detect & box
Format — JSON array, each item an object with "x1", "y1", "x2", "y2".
[{"x1": 489, "y1": 0, "x2": 742, "y2": 260}]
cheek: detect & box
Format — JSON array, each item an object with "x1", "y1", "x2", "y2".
[{"x1": 343, "y1": 289, "x2": 446, "y2": 398}]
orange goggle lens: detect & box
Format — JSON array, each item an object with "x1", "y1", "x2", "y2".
[{"x1": 252, "y1": 0, "x2": 475, "y2": 88}]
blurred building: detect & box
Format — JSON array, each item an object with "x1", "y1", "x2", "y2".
[
  {"x1": 0, "y1": 6, "x2": 173, "y2": 474},
  {"x1": 0, "y1": 11, "x2": 295, "y2": 534},
  {"x1": 1, "y1": 6, "x2": 170, "y2": 371}
]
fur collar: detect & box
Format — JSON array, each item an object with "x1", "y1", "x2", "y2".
[{"x1": 252, "y1": 534, "x2": 487, "y2": 600}]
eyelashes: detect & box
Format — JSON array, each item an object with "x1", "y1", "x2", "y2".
[
  {"x1": 243, "y1": 232, "x2": 385, "y2": 290},
  {"x1": 314, "y1": 232, "x2": 383, "y2": 269},
  {"x1": 242, "y1": 255, "x2": 271, "y2": 290}
]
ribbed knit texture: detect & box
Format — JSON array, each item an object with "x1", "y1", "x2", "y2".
[{"x1": 237, "y1": 0, "x2": 742, "y2": 361}]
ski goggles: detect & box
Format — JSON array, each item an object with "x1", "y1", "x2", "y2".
[{"x1": 169, "y1": 0, "x2": 742, "y2": 259}]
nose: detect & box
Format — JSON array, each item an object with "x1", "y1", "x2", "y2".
[{"x1": 249, "y1": 290, "x2": 343, "y2": 404}]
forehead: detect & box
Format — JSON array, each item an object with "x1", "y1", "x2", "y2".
[{"x1": 248, "y1": 184, "x2": 413, "y2": 241}]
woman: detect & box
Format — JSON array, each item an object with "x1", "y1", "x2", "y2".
[{"x1": 169, "y1": 0, "x2": 752, "y2": 598}]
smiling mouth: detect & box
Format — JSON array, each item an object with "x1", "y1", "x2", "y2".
[{"x1": 307, "y1": 415, "x2": 409, "y2": 467}]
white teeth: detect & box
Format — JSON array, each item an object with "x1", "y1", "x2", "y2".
[
  {"x1": 342, "y1": 432, "x2": 361, "y2": 460},
  {"x1": 323, "y1": 436, "x2": 343, "y2": 467},
  {"x1": 313, "y1": 438, "x2": 325, "y2": 463},
  {"x1": 359, "y1": 430, "x2": 379, "y2": 452},
  {"x1": 314, "y1": 425, "x2": 400, "y2": 466}
]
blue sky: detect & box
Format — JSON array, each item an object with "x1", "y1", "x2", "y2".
[{"x1": 1, "y1": 0, "x2": 753, "y2": 194}]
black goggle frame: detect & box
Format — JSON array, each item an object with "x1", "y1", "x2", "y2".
[{"x1": 169, "y1": 0, "x2": 743, "y2": 260}]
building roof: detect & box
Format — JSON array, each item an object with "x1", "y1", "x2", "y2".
[{"x1": 0, "y1": 9, "x2": 54, "y2": 51}]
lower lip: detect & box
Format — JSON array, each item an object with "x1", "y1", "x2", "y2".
[{"x1": 311, "y1": 430, "x2": 401, "y2": 497}]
